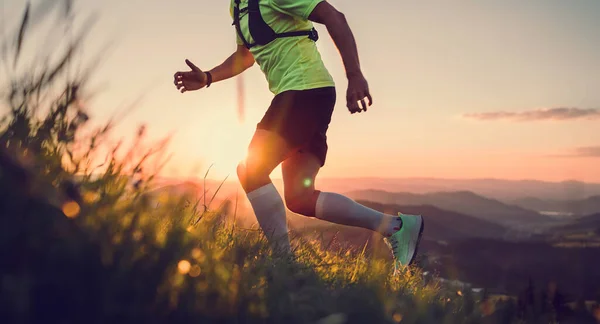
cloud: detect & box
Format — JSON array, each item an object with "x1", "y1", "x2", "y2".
[
  {"x1": 571, "y1": 146, "x2": 600, "y2": 157},
  {"x1": 463, "y1": 107, "x2": 600, "y2": 122},
  {"x1": 551, "y1": 146, "x2": 600, "y2": 158}
]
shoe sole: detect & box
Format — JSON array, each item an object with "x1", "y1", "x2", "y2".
[{"x1": 407, "y1": 215, "x2": 425, "y2": 267}]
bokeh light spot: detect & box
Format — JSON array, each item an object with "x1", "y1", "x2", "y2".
[
  {"x1": 190, "y1": 265, "x2": 201, "y2": 277},
  {"x1": 83, "y1": 191, "x2": 99, "y2": 203},
  {"x1": 133, "y1": 230, "x2": 143, "y2": 241},
  {"x1": 393, "y1": 312, "x2": 403, "y2": 322},
  {"x1": 303, "y1": 178, "x2": 312, "y2": 188},
  {"x1": 192, "y1": 248, "x2": 204, "y2": 260},
  {"x1": 62, "y1": 201, "x2": 80, "y2": 218},
  {"x1": 178, "y1": 260, "x2": 191, "y2": 274}
]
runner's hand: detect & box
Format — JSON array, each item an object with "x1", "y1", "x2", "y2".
[
  {"x1": 346, "y1": 73, "x2": 372, "y2": 114},
  {"x1": 174, "y1": 59, "x2": 207, "y2": 93}
]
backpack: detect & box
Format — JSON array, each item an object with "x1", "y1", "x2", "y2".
[{"x1": 232, "y1": 0, "x2": 319, "y2": 49}]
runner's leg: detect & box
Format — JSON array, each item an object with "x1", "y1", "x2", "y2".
[
  {"x1": 237, "y1": 129, "x2": 292, "y2": 254},
  {"x1": 282, "y1": 150, "x2": 402, "y2": 237}
]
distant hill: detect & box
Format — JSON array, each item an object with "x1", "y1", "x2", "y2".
[
  {"x1": 154, "y1": 176, "x2": 600, "y2": 202},
  {"x1": 290, "y1": 200, "x2": 510, "y2": 247},
  {"x1": 551, "y1": 213, "x2": 600, "y2": 236},
  {"x1": 575, "y1": 212, "x2": 600, "y2": 225},
  {"x1": 437, "y1": 238, "x2": 600, "y2": 300},
  {"x1": 313, "y1": 178, "x2": 600, "y2": 202},
  {"x1": 512, "y1": 196, "x2": 600, "y2": 216},
  {"x1": 346, "y1": 189, "x2": 550, "y2": 228},
  {"x1": 153, "y1": 180, "x2": 203, "y2": 196},
  {"x1": 356, "y1": 201, "x2": 509, "y2": 241},
  {"x1": 152, "y1": 181, "x2": 555, "y2": 230},
  {"x1": 151, "y1": 179, "x2": 243, "y2": 202},
  {"x1": 359, "y1": 201, "x2": 508, "y2": 241}
]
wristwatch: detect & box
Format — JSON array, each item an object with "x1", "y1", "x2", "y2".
[{"x1": 205, "y1": 71, "x2": 213, "y2": 88}]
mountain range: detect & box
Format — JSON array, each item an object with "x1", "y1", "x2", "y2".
[
  {"x1": 311, "y1": 177, "x2": 600, "y2": 202},
  {"x1": 153, "y1": 176, "x2": 600, "y2": 205},
  {"x1": 346, "y1": 189, "x2": 552, "y2": 228},
  {"x1": 512, "y1": 196, "x2": 600, "y2": 216}
]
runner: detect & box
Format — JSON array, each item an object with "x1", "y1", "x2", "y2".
[{"x1": 173, "y1": 0, "x2": 424, "y2": 267}]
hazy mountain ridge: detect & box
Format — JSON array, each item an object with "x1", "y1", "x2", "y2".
[
  {"x1": 512, "y1": 195, "x2": 600, "y2": 216},
  {"x1": 153, "y1": 176, "x2": 600, "y2": 199},
  {"x1": 346, "y1": 189, "x2": 550, "y2": 228},
  {"x1": 153, "y1": 176, "x2": 600, "y2": 203},
  {"x1": 551, "y1": 213, "x2": 600, "y2": 236},
  {"x1": 313, "y1": 177, "x2": 600, "y2": 202},
  {"x1": 355, "y1": 200, "x2": 509, "y2": 241},
  {"x1": 152, "y1": 178, "x2": 597, "y2": 237}
]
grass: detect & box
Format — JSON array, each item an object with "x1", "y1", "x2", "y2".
[{"x1": 0, "y1": 127, "x2": 483, "y2": 324}]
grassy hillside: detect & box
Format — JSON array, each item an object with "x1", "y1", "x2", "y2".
[{"x1": 1, "y1": 156, "x2": 482, "y2": 323}]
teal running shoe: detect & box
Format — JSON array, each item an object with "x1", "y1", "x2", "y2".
[{"x1": 385, "y1": 213, "x2": 424, "y2": 268}]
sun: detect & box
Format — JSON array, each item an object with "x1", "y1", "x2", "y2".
[
  {"x1": 199, "y1": 120, "x2": 284, "y2": 180},
  {"x1": 207, "y1": 121, "x2": 254, "y2": 178}
]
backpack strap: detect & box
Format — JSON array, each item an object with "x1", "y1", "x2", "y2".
[
  {"x1": 233, "y1": 0, "x2": 319, "y2": 49},
  {"x1": 277, "y1": 28, "x2": 319, "y2": 42},
  {"x1": 233, "y1": 0, "x2": 254, "y2": 48}
]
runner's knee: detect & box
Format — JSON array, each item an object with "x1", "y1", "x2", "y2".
[
  {"x1": 237, "y1": 155, "x2": 272, "y2": 193},
  {"x1": 285, "y1": 191, "x2": 318, "y2": 216}
]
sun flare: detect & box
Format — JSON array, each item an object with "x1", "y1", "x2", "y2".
[{"x1": 205, "y1": 121, "x2": 254, "y2": 178}]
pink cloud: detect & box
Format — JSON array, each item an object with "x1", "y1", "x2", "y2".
[
  {"x1": 550, "y1": 146, "x2": 600, "y2": 158},
  {"x1": 572, "y1": 146, "x2": 600, "y2": 157}
]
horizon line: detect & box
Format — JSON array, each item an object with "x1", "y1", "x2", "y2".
[{"x1": 155, "y1": 175, "x2": 600, "y2": 186}]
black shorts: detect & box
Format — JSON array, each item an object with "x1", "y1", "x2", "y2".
[{"x1": 257, "y1": 86, "x2": 336, "y2": 167}]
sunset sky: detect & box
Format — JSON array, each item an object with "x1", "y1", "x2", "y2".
[{"x1": 2, "y1": 0, "x2": 600, "y2": 182}]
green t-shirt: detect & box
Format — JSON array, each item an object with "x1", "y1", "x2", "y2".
[{"x1": 229, "y1": 0, "x2": 335, "y2": 95}]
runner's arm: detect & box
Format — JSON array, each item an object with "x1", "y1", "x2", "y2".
[
  {"x1": 308, "y1": 2, "x2": 361, "y2": 78},
  {"x1": 207, "y1": 45, "x2": 255, "y2": 83}
]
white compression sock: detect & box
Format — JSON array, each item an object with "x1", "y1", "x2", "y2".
[
  {"x1": 247, "y1": 183, "x2": 291, "y2": 254},
  {"x1": 315, "y1": 192, "x2": 402, "y2": 237}
]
